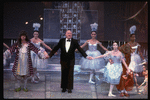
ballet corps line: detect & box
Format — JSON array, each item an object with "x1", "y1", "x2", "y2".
[{"x1": 3, "y1": 25, "x2": 147, "y2": 96}]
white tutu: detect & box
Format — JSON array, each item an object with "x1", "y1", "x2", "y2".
[
  {"x1": 3, "y1": 51, "x2": 11, "y2": 67},
  {"x1": 103, "y1": 62, "x2": 123, "y2": 84},
  {"x1": 103, "y1": 54, "x2": 123, "y2": 85},
  {"x1": 129, "y1": 52, "x2": 143, "y2": 72},
  {"x1": 3, "y1": 58, "x2": 6, "y2": 66},
  {"x1": 79, "y1": 50, "x2": 105, "y2": 71},
  {"x1": 30, "y1": 42, "x2": 48, "y2": 69},
  {"x1": 31, "y1": 48, "x2": 48, "y2": 69}
]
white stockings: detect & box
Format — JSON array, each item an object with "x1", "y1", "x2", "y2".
[
  {"x1": 89, "y1": 71, "x2": 95, "y2": 84},
  {"x1": 108, "y1": 84, "x2": 116, "y2": 97}
]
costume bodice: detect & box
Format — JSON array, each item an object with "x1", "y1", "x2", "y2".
[
  {"x1": 88, "y1": 42, "x2": 97, "y2": 51},
  {"x1": 31, "y1": 41, "x2": 41, "y2": 49},
  {"x1": 110, "y1": 54, "x2": 122, "y2": 64},
  {"x1": 128, "y1": 43, "x2": 140, "y2": 54},
  {"x1": 131, "y1": 45, "x2": 138, "y2": 53}
]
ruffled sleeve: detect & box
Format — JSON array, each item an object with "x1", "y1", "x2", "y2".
[
  {"x1": 120, "y1": 52, "x2": 126, "y2": 61},
  {"x1": 3, "y1": 43, "x2": 18, "y2": 59},
  {"x1": 3, "y1": 49, "x2": 11, "y2": 59},
  {"x1": 103, "y1": 51, "x2": 111, "y2": 61}
]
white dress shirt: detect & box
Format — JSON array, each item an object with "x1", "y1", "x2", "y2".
[{"x1": 65, "y1": 38, "x2": 71, "y2": 52}]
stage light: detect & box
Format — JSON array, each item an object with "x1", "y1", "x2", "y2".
[
  {"x1": 25, "y1": 22, "x2": 28, "y2": 24},
  {"x1": 40, "y1": 17, "x2": 43, "y2": 20}
]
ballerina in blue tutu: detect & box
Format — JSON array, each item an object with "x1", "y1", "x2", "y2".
[
  {"x1": 79, "y1": 23, "x2": 108, "y2": 84},
  {"x1": 93, "y1": 42, "x2": 130, "y2": 97}
]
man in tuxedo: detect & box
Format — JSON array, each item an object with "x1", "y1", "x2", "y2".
[{"x1": 49, "y1": 30, "x2": 92, "y2": 93}]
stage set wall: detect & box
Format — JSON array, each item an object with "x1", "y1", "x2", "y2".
[{"x1": 3, "y1": 2, "x2": 148, "y2": 55}]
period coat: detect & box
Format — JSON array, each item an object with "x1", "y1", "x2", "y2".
[{"x1": 4, "y1": 41, "x2": 44, "y2": 79}]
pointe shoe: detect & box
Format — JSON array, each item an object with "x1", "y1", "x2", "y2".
[
  {"x1": 108, "y1": 93, "x2": 116, "y2": 97},
  {"x1": 31, "y1": 80, "x2": 39, "y2": 83},
  {"x1": 36, "y1": 73, "x2": 40, "y2": 80},
  {"x1": 31, "y1": 78, "x2": 39, "y2": 83},
  {"x1": 89, "y1": 80, "x2": 95, "y2": 84}
]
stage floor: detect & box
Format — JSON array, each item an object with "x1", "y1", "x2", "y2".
[
  {"x1": 3, "y1": 56, "x2": 148, "y2": 99},
  {"x1": 3, "y1": 69, "x2": 148, "y2": 99}
]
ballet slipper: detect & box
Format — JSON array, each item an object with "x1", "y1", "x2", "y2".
[
  {"x1": 108, "y1": 93, "x2": 116, "y2": 97},
  {"x1": 31, "y1": 77, "x2": 39, "y2": 83},
  {"x1": 36, "y1": 73, "x2": 40, "y2": 80},
  {"x1": 89, "y1": 80, "x2": 95, "y2": 84},
  {"x1": 31, "y1": 79, "x2": 39, "y2": 83}
]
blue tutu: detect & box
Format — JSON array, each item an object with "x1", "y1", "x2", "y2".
[
  {"x1": 79, "y1": 42, "x2": 106, "y2": 71},
  {"x1": 103, "y1": 62, "x2": 123, "y2": 84},
  {"x1": 80, "y1": 50, "x2": 105, "y2": 71}
]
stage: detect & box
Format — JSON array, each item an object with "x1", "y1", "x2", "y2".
[
  {"x1": 3, "y1": 1, "x2": 148, "y2": 99},
  {"x1": 3, "y1": 58, "x2": 148, "y2": 99}
]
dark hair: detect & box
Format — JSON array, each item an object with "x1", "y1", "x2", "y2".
[
  {"x1": 143, "y1": 64, "x2": 148, "y2": 70},
  {"x1": 113, "y1": 41, "x2": 118, "y2": 45},
  {"x1": 17, "y1": 30, "x2": 30, "y2": 48},
  {"x1": 91, "y1": 31, "x2": 97, "y2": 34},
  {"x1": 34, "y1": 30, "x2": 39, "y2": 32},
  {"x1": 130, "y1": 33, "x2": 135, "y2": 37}
]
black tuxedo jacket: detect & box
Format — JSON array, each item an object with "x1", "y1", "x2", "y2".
[{"x1": 49, "y1": 38, "x2": 87, "y2": 64}]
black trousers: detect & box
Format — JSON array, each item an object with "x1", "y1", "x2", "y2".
[{"x1": 60, "y1": 60, "x2": 74, "y2": 90}]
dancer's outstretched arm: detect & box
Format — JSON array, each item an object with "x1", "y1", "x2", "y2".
[
  {"x1": 93, "y1": 51, "x2": 111, "y2": 59},
  {"x1": 3, "y1": 43, "x2": 9, "y2": 49},
  {"x1": 80, "y1": 40, "x2": 89, "y2": 48},
  {"x1": 39, "y1": 39, "x2": 52, "y2": 51},
  {"x1": 97, "y1": 41, "x2": 109, "y2": 51},
  {"x1": 30, "y1": 42, "x2": 49, "y2": 59},
  {"x1": 138, "y1": 77, "x2": 148, "y2": 88},
  {"x1": 75, "y1": 40, "x2": 89, "y2": 52}
]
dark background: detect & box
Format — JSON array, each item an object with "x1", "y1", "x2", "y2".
[{"x1": 3, "y1": 1, "x2": 148, "y2": 48}]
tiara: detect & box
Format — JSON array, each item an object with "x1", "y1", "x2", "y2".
[
  {"x1": 90, "y1": 22, "x2": 98, "y2": 32},
  {"x1": 33, "y1": 23, "x2": 41, "y2": 31},
  {"x1": 129, "y1": 25, "x2": 136, "y2": 34}
]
